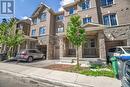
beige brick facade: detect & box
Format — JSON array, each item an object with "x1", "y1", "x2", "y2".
[{"x1": 28, "y1": 0, "x2": 130, "y2": 60}]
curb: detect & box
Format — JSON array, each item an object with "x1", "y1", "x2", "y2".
[{"x1": 0, "y1": 69, "x2": 91, "y2": 87}]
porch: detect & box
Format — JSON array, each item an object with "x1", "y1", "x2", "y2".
[{"x1": 57, "y1": 23, "x2": 106, "y2": 60}]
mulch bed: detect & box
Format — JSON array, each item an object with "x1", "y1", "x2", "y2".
[{"x1": 43, "y1": 64, "x2": 74, "y2": 71}]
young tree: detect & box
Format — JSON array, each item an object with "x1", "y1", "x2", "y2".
[
  {"x1": 0, "y1": 19, "x2": 8, "y2": 53},
  {"x1": 0, "y1": 18, "x2": 24, "y2": 58},
  {"x1": 66, "y1": 15, "x2": 86, "y2": 68}
]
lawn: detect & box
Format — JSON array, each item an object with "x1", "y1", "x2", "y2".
[{"x1": 44, "y1": 64, "x2": 115, "y2": 78}]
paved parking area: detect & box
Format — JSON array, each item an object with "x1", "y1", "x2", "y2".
[{"x1": 5, "y1": 59, "x2": 60, "y2": 68}]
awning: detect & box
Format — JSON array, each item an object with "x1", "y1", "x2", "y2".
[
  {"x1": 81, "y1": 23, "x2": 106, "y2": 32},
  {"x1": 24, "y1": 35, "x2": 37, "y2": 41}
]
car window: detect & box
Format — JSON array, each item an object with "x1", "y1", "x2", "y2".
[
  {"x1": 116, "y1": 48, "x2": 124, "y2": 54},
  {"x1": 28, "y1": 50, "x2": 37, "y2": 53},
  {"x1": 35, "y1": 50, "x2": 40, "y2": 53},
  {"x1": 108, "y1": 48, "x2": 116, "y2": 52}
]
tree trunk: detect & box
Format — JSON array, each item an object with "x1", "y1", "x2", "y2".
[{"x1": 76, "y1": 46, "x2": 80, "y2": 68}]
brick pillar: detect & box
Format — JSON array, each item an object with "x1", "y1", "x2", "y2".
[
  {"x1": 98, "y1": 31, "x2": 106, "y2": 60},
  {"x1": 59, "y1": 37, "x2": 64, "y2": 59},
  {"x1": 47, "y1": 43, "x2": 54, "y2": 60}
]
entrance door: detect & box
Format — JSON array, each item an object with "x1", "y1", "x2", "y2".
[{"x1": 84, "y1": 39, "x2": 97, "y2": 58}]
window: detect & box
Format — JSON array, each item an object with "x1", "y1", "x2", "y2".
[
  {"x1": 117, "y1": 48, "x2": 124, "y2": 54},
  {"x1": 40, "y1": 13, "x2": 46, "y2": 21},
  {"x1": 69, "y1": 7, "x2": 75, "y2": 15},
  {"x1": 39, "y1": 27, "x2": 46, "y2": 36},
  {"x1": 81, "y1": 0, "x2": 90, "y2": 10},
  {"x1": 56, "y1": 15, "x2": 64, "y2": 21},
  {"x1": 90, "y1": 39, "x2": 96, "y2": 48},
  {"x1": 31, "y1": 29, "x2": 36, "y2": 36},
  {"x1": 124, "y1": 48, "x2": 130, "y2": 54},
  {"x1": 83, "y1": 17, "x2": 91, "y2": 24},
  {"x1": 33, "y1": 18, "x2": 37, "y2": 25},
  {"x1": 101, "y1": 0, "x2": 113, "y2": 6},
  {"x1": 103, "y1": 14, "x2": 117, "y2": 26},
  {"x1": 57, "y1": 27, "x2": 64, "y2": 33},
  {"x1": 28, "y1": 50, "x2": 37, "y2": 53}
]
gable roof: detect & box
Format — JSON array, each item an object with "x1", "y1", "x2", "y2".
[{"x1": 31, "y1": 3, "x2": 54, "y2": 18}]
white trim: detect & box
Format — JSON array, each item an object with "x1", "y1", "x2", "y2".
[
  {"x1": 102, "y1": 13, "x2": 118, "y2": 27},
  {"x1": 115, "y1": 13, "x2": 119, "y2": 26}
]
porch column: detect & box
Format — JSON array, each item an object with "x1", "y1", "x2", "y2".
[
  {"x1": 98, "y1": 31, "x2": 106, "y2": 60},
  {"x1": 59, "y1": 37, "x2": 64, "y2": 59},
  {"x1": 26, "y1": 40, "x2": 29, "y2": 49},
  {"x1": 47, "y1": 43, "x2": 54, "y2": 60}
]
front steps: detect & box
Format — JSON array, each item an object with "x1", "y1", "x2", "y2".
[{"x1": 58, "y1": 57, "x2": 106, "y2": 67}]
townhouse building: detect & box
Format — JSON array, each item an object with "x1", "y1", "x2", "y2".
[{"x1": 30, "y1": 0, "x2": 130, "y2": 60}]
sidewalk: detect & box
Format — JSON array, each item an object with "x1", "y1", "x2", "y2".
[{"x1": 0, "y1": 63, "x2": 121, "y2": 87}]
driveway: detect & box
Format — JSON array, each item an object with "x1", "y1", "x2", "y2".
[{"x1": 5, "y1": 59, "x2": 60, "y2": 68}]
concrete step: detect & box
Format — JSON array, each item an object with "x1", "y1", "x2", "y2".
[{"x1": 59, "y1": 57, "x2": 106, "y2": 65}]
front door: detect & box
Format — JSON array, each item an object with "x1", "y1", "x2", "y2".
[{"x1": 83, "y1": 39, "x2": 97, "y2": 58}]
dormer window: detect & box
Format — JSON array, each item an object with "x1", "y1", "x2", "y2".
[
  {"x1": 69, "y1": 7, "x2": 75, "y2": 15},
  {"x1": 101, "y1": 0, "x2": 113, "y2": 6},
  {"x1": 81, "y1": 0, "x2": 90, "y2": 10},
  {"x1": 56, "y1": 15, "x2": 64, "y2": 21},
  {"x1": 40, "y1": 13, "x2": 46, "y2": 21}
]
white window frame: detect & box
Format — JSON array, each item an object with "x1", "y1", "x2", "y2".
[
  {"x1": 81, "y1": 0, "x2": 91, "y2": 10},
  {"x1": 57, "y1": 27, "x2": 64, "y2": 33},
  {"x1": 103, "y1": 13, "x2": 118, "y2": 26},
  {"x1": 39, "y1": 27, "x2": 46, "y2": 36},
  {"x1": 31, "y1": 29, "x2": 36, "y2": 36}
]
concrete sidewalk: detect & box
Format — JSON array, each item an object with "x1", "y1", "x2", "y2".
[{"x1": 0, "y1": 63, "x2": 121, "y2": 87}]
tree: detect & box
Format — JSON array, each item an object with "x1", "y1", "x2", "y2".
[
  {"x1": 66, "y1": 15, "x2": 86, "y2": 68},
  {"x1": 0, "y1": 18, "x2": 24, "y2": 58}
]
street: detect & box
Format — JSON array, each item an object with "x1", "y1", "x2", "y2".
[{"x1": 0, "y1": 71, "x2": 67, "y2": 87}]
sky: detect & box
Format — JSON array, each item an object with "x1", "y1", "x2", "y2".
[{"x1": 0, "y1": 0, "x2": 74, "y2": 21}]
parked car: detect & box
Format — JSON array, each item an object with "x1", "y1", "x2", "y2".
[
  {"x1": 16, "y1": 49, "x2": 46, "y2": 62},
  {"x1": 121, "y1": 60, "x2": 130, "y2": 87},
  {"x1": 107, "y1": 46, "x2": 130, "y2": 62}
]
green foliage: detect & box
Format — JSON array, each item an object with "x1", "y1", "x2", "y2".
[
  {"x1": 0, "y1": 18, "x2": 24, "y2": 57},
  {"x1": 80, "y1": 70, "x2": 114, "y2": 77},
  {"x1": 90, "y1": 64, "x2": 103, "y2": 69},
  {"x1": 66, "y1": 64, "x2": 114, "y2": 78},
  {"x1": 66, "y1": 15, "x2": 86, "y2": 47},
  {"x1": 0, "y1": 18, "x2": 24, "y2": 47}
]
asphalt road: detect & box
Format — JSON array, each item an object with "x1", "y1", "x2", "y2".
[{"x1": 0, "y1": 72, "x2": 67, "y2": 87}]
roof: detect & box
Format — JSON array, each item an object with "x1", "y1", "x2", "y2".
[
  {"x1": 31, "y1": 3, "x2": 55, "y2": 18},
  {"x1": 17, "y1": 19, "x2": 31, "y2": 25},
  {"x1": 63, "y1": 0, "x2": 80, "y2": 8},
  {"x1": 24, "y1": 35, "x2": 37, "y2": 41},
  {"x1": 54, "y1": 11, "x2": 64, "y2": 15},
  {"x1": 81, "y1": 23, "x2": 106, "y2": 28}
]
